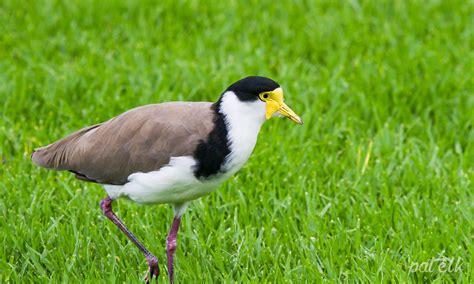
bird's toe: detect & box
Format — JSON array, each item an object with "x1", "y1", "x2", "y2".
[{"x1": 144, "y1": 255, "x2": 159, "y2": 283}]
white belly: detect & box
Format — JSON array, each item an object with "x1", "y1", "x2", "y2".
[
  {"x1": 103, "y1": 144, "x2": 256, "y2": 205},
  {"x1": 103, "y1": 156, "x2": 223, "y2": 204}
]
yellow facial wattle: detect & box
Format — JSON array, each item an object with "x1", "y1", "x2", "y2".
[{"x1": 259, "y1": 87, "x2": 303, "y2": 124}]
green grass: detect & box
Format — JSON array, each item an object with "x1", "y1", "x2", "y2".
[{"x1": 1, "y1": 0, "x2": 473, "y2": 282}]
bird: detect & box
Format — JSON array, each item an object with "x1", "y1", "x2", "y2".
[{"x1": 31, "y1": 76, "x2": 302, "y2": 283}]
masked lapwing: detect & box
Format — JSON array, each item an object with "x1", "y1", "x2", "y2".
[{"x1": 31, "y1": 76, "x2": 302, "y2": 283}]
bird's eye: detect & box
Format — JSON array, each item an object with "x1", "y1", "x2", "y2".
[{"x1": 259, "y1": 93, "x2": 269, "y2": 101}]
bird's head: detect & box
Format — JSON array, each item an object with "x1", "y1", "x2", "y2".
[{"x1": 219, "y1": 76, "x2": 303, "y2": 125}]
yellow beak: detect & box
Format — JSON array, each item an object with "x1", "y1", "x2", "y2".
[{"x1": 265, "y1": 88, "x2": 303, "y2": 125}]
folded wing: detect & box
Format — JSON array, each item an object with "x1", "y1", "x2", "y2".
[{"x1": 31, "y1": 102, "x2": 215, "y2": 185}]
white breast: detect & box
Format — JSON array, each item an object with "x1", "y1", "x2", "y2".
[{"x1": 219, "y1": 91, "x2": 266, "y2": 176}]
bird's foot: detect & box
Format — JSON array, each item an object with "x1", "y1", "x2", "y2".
[{"x1": 144, "y1": 255, "x2": 159, "y2": 283}]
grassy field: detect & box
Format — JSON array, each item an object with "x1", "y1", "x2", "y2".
[{"x1": 1, "y1": 0, "x2": 473, "y2": 282}]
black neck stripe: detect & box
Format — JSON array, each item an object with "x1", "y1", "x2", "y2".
[{"x1": 193, "y1": 99, "x2": 230, "y2": 179}]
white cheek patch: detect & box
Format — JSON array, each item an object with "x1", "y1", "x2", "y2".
[{"x1": 221, "y1": 91, "x2": 267, "y2": 123}]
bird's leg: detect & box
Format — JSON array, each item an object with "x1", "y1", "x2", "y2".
[
  {"x1": 100, "y1": 196, "x2": 159, "y2": 283},
  {"x1": 166, "y1": 216, "x2": 182, "y2": 284}
]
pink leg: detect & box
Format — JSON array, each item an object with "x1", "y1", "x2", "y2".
[
  {"x1": 100, "y1": 196, "x2": 159, "y2": 283},
  {"x1": 166, "y1": 216, "x2": 182, "y2": 284}
]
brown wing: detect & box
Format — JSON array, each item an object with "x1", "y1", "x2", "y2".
[{"x1": 31, "y1": 102, "x2": 215, "y2": 185}]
